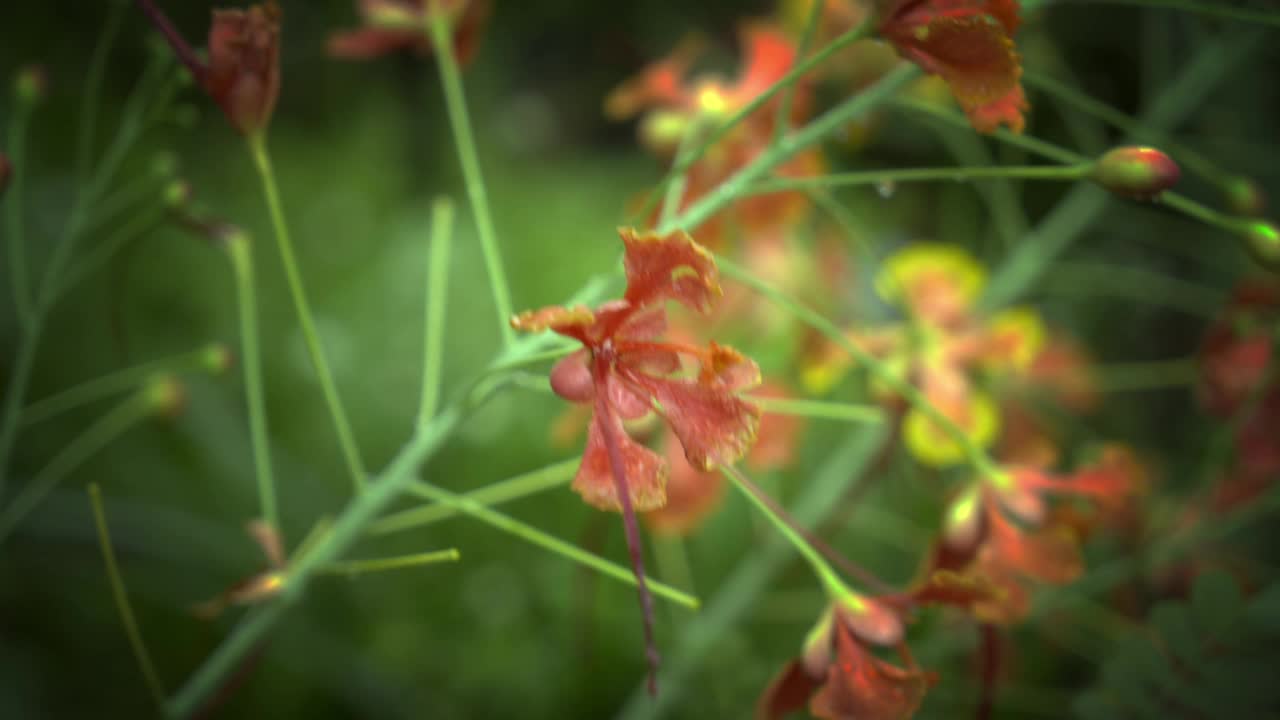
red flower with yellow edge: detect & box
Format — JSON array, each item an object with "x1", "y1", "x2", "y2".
[
  {"x1": 758, "y1": 594, "x2": 935, "y2": 720},
  {"x1": 327, "y1": 0, "x2": 490, "y2": 65},
  {"x1": 876, "y1": 0, "x2": 1029, "y2": 133},
  {"x1": 512, "y1": 227, "x2": 761, "y2": 690},
  {"x1": 645, "y1": 382, "x2": 805, "y2": 536}
]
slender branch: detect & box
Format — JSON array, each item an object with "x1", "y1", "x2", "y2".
[
  {"x1": 773, "y1": 0, "x2": 824, "y2": 145},
  {"x1": 133, "y1": 0, "x2": 208, "y2": 82},
  {"x1": 410, "y1": 481, "x2": 698, "y2": 611},
  {"x1": 21, "y1": 344, "x2": 220, "y2": 426},
  {"x1": 246, "y1": 134, "x2": 367, "y2": 493},
  {"x1": 369, "y1": 458, "x2": 577, "y2": 536},
  {"x1": 226, "y1": 233, "x2": 278, "y2": 530},
  {"x1": 419, "y1": 197, "x2": 455, "y2": 426},
  {"x1": 426, "y1": 2, "x2": 515, "y2": 346},
  {"x1": 79, "y1": 1, "x2": 129, "y2": 182},
  {"x1": 55, "y1": 201, "x2": 168, "y2": 295},
  {"x1": 746, "y1": 163, "x2": 1093, "y2": 196},
  {"x1": 88, "y1": 483, "x2": 166, "y2": 708},
  {"x1": 320, "y1": 548, "x2": 460, "y2": 577}
]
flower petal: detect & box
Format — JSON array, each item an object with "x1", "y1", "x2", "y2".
[
  {"x1": 510, "y1": 304, "x2": 598, "y2": 343},
  {"x1": 604, "y1": 34, "x2": 703, "y2": 119},
  {"x1": 757, "y1": 661, "x2": 823, "y2": 720},
  {"x1": 326, "y1": 27, "x2": 421, "y2": 59},
  {"x1": 620, "y1": 228, "x2": 723, "y2": 314},
  {"x1": 628, "y1": 371, "x2": 761, "y2": 471},
  {"x1": 574, "y1": 410, "x2": 668, "y2": 512},
  {"x1": 207, "y1": 2, "x2": 282, "y2": 135},
  {"x1": 810, "y1": 622, "x2": 932, "y2": 720},
  {"x1": 644, "y1": 435, "x2": 726, "y2": 535},
  {"x1": 700, "y1": 342, "x2": 763, "y2": 391}
]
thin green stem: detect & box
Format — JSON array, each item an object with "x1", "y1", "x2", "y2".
[
  {"x1": 747, "y1": 163, "x2": 1093, "y2": 196},
  {"x1": 751, "y1": 396, "x2": 884, "y2": 424},
  {"x1": 21, "y1": 344, "x2": 218, "y2": 426},
  {"x1": 0, "y1": 388, "x2": 157, "y2": 544},
  {"x1": 719, "y1": 256, "x2": 1001, "y2": 477},
  {"x1": 773, "y1": 0, "x2": 824, "y2": 145},
  {"x1": 721, "y1": 465, "x2": 846, "y2": 597},
  {"x1": 56, "y1": 202, "x2": 167, "y2": 296},
  {"x1": 426, "y1": 3, "x2": 514, "y2": 347},
  {"x1": 1036, "y1": 260, "x2": 1226, "y2": 318},
  {"x1": 246, "y1": 133, "x2": 367, "y2": 493},
  {"x1": 6, "y1": 101, "x2": 34, "y2": 326},
  {"x1": 369, "y1": 458, "x2": 577, "y2": 536},
  {"x1": 85, "y1": 173, "x2": 170, "y2": 234},
  {"x1": 419, "y1": 197, "x2": 455, "y2": 426},
  {"x1": 1066, "y1": 0, "x2": 1280, "y2": 27},
  {"x1": 320, "y1": 548, "x2": 461, "y2": 577},
  {"x1": 661, "y1": 64, "x2": 920, "y2": 235},
  {"x1": 658, "y1": 122, "x2": 703, "y2": 229},
  {"x1": 77, "y1": 0, "x2": 129, "y2": 182},
  {"x1": 410, "y1": 481, "x2": 698, "y2": 609},
  {"x1": 636, "y1": 17, "x2": 878, "y2": 225},
  {"x1": 88, "y1": 483, "x2": 166, "y2": 708},
  {"x1": 0, "y1": 318, "x2": 42, "y2": 502},
  {"x1": 805, "y1": 186, "x2": 872, "y2": 264},
  {"x1": 227, "y1": 233, "x2": 278, "y2": 530}
]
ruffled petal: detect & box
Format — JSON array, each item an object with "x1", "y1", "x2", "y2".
[
  {"x1": 627, "y1": 371, "x2": 761, "y2": 471},
  {"x1": 510, "y1": 304, "x2": 598, "y2": 343},
  {"x1": 574, "y1": 410, "x2": 668, "y2": 512},
  {"x1": 604, "y1": 35, "x2": 703, "y2": 119},
  {"x1": 986, "y1": 505, "x2": 1083, "y2": 585},
  {"x1": 700, "y1": 341, "x2": 763, "y2": 391},
  {"x1": 809, "y1": 622, "x2": 932, "y2": 720},
  {"x1": 620, "y1": 227, "x2": 723, "y2": 314},
  {"x1": 757, "y1": 661, "x2": 823, "y2": 720}
]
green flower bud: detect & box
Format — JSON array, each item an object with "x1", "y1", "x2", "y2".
[
  {"x1": 200, "y1": 343, "x2": 236, "y2": 375},
  {"x1": 14, "y1": 65, "x2": 47, "y2": 104},
  {"x1": 1225, "y1": 177, "x2": 1266, "y2": 217},
  {"x1": 144, "y1": 374, "x2": 186, "y2": 419},
  {"x1": 1091, "y1": 146, "x2": 1181, "y2": 201},
  {"x1": 1245, "y1": 220, "x2": 1280, "y2": 272},
  {"x1": 163, "y1": 180, "x2": 192, "y2": 209}
]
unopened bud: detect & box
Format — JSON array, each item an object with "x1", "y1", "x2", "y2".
[
  {"x1": 1226, "y1": 177, "x2": 1266, "y2": 217},
  {"x1": 144, "y1": 374, "x2": 186, "y2": 419},
  {"x1": 14, "y1": 65, "x2": 47, "y2": 104},
  {"x1": 201, "y1": 342, "x2": 236, "y2": 375},
  {"x1": 1091, "y1": 146, "x2": 1181, "y2": 201},
  {"x1": 164, "y1": 180, "x2": 192, "y2": 209},
  {"x1": 1245, "y1": 220, "x2": 1280, "y2": 272}
]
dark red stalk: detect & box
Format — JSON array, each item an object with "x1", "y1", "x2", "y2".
[
  {"x1": 592, "y1": 351, "x2": 661, "y2": 696},
  {"x1": 134, "y1": 0, "x2": 208, "y2": 83},
  {"x1": 975, "y1": 623, "x2": 1001, "y2": 720}
]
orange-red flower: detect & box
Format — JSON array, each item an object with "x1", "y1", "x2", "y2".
[
  {"x1": 758, "y1": 597, "x2": 934, "y2": 720},
  {"x1": 512, "y1": 228, "x2": 760, "y2": 691},
  {"x1": 607, "y1": 24, "x2": 823, "y2": 246},
  {"x1": 877, "y1": 0, "x2": 1029, "y2": 133},
  {"x1": 327, "y1": 0, "x2": 490, "y2": 64}
]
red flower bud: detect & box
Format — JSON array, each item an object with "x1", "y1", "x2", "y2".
[
  {"x1": 1090, "y1": 146, "x2": 1181, "y2": 201},
  {"x1": 205, "y1": 2, "x2": 282, "y2": 135}
]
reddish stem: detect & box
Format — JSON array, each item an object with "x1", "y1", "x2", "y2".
[
  {"x1": 592, "y1": 353, "x2": 661, "y2": 696},
  {"x1": 975, "y1": 623, "x2": 1001, "y2": 720},
  {"x1": 134, "y1": 0, "x2": 208, "y2": 84}
]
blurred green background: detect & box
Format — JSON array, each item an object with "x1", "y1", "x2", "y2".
[{"x1": 2, "y1": 1, "x2": 1280, "y2": 718}]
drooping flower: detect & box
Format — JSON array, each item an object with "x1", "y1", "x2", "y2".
[
  {"x1": 327, "y1": 0, "x2": 491, "y2": 64},
  {"x1": 758, "y1": 595, "x2": 935, "y2": 720},
  {"x1": 511, "y1": 227, "x2": 761, "y2": 690},
  {"x1": 876, "y1": 0, "x2": 1029, "y2": 133}
]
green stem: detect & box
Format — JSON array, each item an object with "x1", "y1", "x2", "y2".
[
  {"x1": 419, "y1": 197, "x2": 455, "y2": 426},
  {"x1": 747, "y1": 163, "x2": 1094, "y2": 195},
  {"x1": 636, "y1": 18, "x2": 878, "y2": 226},
  {"x1": 21, "y1": 344, "x2": 218, "y2": 426},
  {"x1": 721, "y1": 465, "x2": 846, "y2": 598},
  {"x1": 0, "y1": 388, "x2": 157, "y2": 544},
  {"x1": 88, "y1": 483, "x2": 166, "y2": 708},
  {"x1": 6, "y1": 101, "x2": 34, "y2": 326},
  {"x1": 804, "y1": 186, "x2": 872, "y2": 264},
  {"x1": 246, "y1": 133, "x2": 367, "y2": 493},
  {"x1": 1035, "y1": 261, "x2": 1226, "y2": 318},
  {"x1": 751, "y1": 397, "x2": 884, "y2": 424},
  {"x1": 719, "y1": 256, "x2": 1001, "y2": 477},
  {"x1": 0, "y1": 319, "x2": 41, "y2": 503},
  {"x1": 426, "y1": 4, "x2": 515, "y2": 347},
  {"x1": 658, "y1": 121, "x2": 703, "y2": 228},
  {"x1": 660, "y1": 64, "x2": 920, "y2": 235},
  {"x1": 226, "y1": 233, "x2": 278, "y2": 531},
  {"x1": 369, "y1": 457, "x2": 577, "y2": 536},
  {"x1": 1068, "y1": 0, "x2": 1280, "y2": 27},
  {"x1": 773, "y1": 0, "x2": 824, "y2": 145},
  {"x1": 77, "y1": 0, "x2": 129, "y2": 182},
  {"x1": 410, "y1": 481, "x2": 699, "y2": 609},
  {"x1": 320, "y1": 548, "x2": 461, "y2": 576},
  {"x1": 55, "y1": 202, "x2": 167, "y2": 296}
]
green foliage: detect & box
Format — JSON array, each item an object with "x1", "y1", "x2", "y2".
[{"x1": 1074, "y1": 572, "x2": 1280, "y2": 719}]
